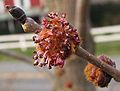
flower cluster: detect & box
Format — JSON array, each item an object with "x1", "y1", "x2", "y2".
[
  {"x1": 84, "y1": 55, "x2": 116, "y2": 87},
  {"x1": 32, "y1": 12, "x2": 80, "y2": 69}
]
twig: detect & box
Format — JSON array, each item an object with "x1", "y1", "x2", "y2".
[
  {"x1": 6, "y1": 5, "x2": 120, "y2": 82},
  {"x1": 75, "y1": 46, "x2": 120, "y2": 82}
]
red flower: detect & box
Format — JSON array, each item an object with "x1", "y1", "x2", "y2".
[
  {"x1": 32, "y1": 12, "x2": 81, "y2": 69},
  {"x1": 84, "y1": 55, "x2": 116, "y2": 87}
]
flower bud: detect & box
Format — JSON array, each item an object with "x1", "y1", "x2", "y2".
[
  {"x1": 6, "y1": 5, "x2": 41, "y2": 32},
  {"x1": 6, "y1": 5, "x2": 26, "y2": 24}
]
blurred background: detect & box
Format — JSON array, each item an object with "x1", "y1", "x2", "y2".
[{"x1": 0, "y1": 0, "x2": 120, "y2": 91}]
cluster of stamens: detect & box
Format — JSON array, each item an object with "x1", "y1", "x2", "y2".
[
  {"x1": 84, "y1": 55, "x2": 116, "y2": 87},
  {"x1": 32, "y1": 12, "x2": 80, "y2": 69}
]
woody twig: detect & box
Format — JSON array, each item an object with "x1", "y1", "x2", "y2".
[{"x1": 6, "y1": 5, "x2": 120, "y2": 83}]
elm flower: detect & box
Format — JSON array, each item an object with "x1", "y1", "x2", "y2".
[
  {"x1": 84, "y1": 55, "x2": 116, "y2": 87},
  {"x1": 33, "y1": 12, "x2": 81, "y2": 69}
]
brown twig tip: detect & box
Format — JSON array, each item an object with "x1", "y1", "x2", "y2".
[
  {"x1": 6, "y1": 5, "x2": 27, "y2": 24},
  {"x1": 7, "y1": 6, "x2": 40, "y2": 32},
  {"x1": 5, "y1": 5, "x2": 11, "y2": 10}
]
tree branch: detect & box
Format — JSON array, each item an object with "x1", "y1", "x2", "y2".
[
  {"x1": 6, "y1": 5, "x2": 120, "y2": 82},
  {"x1": 0, "y1": 49, "x2": 32, "y2": 64}
]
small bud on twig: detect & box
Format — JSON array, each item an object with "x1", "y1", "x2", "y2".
[
  {"x1": 6, "y1": 5, "x2": 27, "y2": 24},
  {"x1": 6, "y1": 5, "x2": 41, "y2": 32}
]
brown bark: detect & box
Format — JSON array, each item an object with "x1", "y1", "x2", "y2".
[
  {"x1": 73, "y1": 0, "x2": 95, "y2": 90},
  {"x1": 75, "y1": 0, "x2": 95, "y2": 52}
]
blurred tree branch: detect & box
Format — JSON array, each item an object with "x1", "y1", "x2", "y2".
[
  {"x1": 0, "y1": 49, "x2": 32, "y2": 64},
  {"x1": 0, "y1": 49, "x2": 54, "y2": 80}
]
